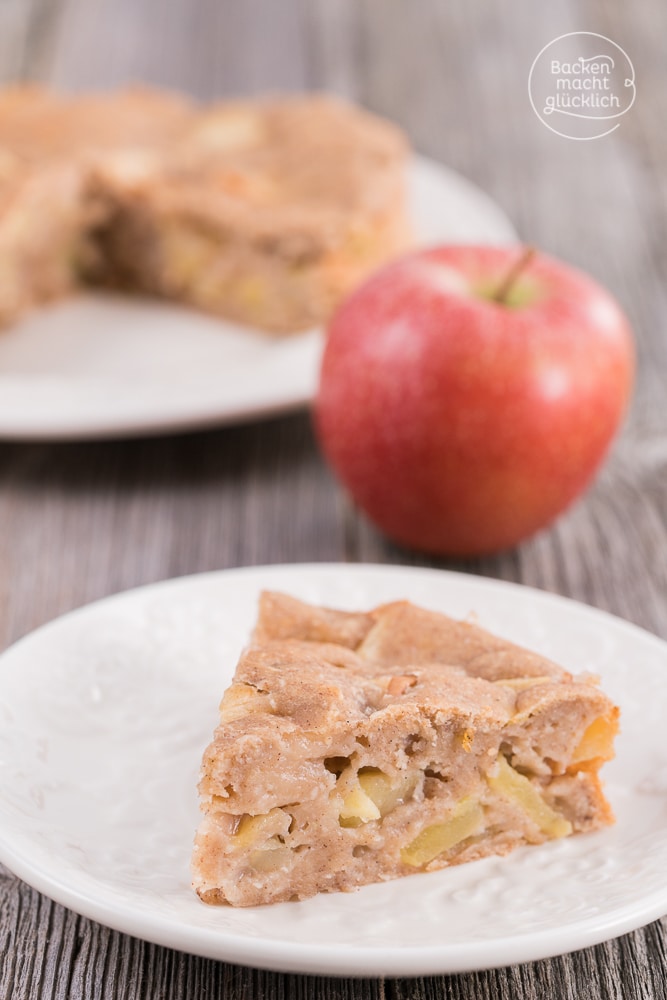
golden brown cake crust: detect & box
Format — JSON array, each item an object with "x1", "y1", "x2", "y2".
[
  {"x1": 192, "y1": 592, "x2": 619, "y2": 907},
  {"x1": 252, "y1": 590, "x2": 376, "y2": 648},
  {"x1": 0, "y1": 85, "x2": 194, "y2": 163}
]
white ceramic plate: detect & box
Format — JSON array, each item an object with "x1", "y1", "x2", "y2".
[
  {"x1": 0, "y1": 157, "x2": 516, "y2": 441},
  {"x1": 2, "y1": 563, "x2": 664, "y2": 978}
]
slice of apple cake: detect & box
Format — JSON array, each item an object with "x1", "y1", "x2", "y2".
[{"x1": 192, "y1": 591, "x2": 618, "y2": 906}]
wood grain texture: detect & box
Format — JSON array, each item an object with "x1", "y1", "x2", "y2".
[{"x1": 0, "y1": 0, "x2": 666, "y2": 996}]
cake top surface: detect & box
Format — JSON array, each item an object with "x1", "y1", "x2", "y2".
[
  {"x1": 207, "y1": 591, "x2": 613, "y2": 745},
  {"x1": 253, "y1": 590, "x2": 569, "y2": 678},
  {"x1": 0, "y1": 85, "x2": 194, "y2": 161}
]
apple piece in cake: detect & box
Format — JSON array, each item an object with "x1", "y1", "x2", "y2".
[{"x1": 192, "y1": 591, "x2": 618, "y2": 906}]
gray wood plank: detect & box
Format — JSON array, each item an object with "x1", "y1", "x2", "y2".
[
  {"x1": 0, "y1": 0, "x2": 33, "y2": 82},
  {"x1": 0, "y1": 0, "x2": 666, "y2": 996},
  {"x1": 23, "y1": 0, "x2": 310, "y2": 96}
]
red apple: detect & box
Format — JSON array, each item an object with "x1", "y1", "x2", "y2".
[{"x1": 315, "y1": 245, "x2": 634, "y2": 556}]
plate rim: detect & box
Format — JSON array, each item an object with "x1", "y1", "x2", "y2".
[{"x1": 0, "y1": 561, "x2": 665, "y2": 977}]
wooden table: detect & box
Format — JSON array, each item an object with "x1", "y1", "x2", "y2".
[{"x1": 1, "y1": 0, "x2": 666, "y2": 996}]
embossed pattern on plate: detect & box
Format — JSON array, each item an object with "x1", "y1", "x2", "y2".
[{"x1": 0, "y1": 563, "x2": 666, "y2": 977}]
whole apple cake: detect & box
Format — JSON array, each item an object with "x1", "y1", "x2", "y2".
[
  {"x1": 192, "y1": 591, "x2": 619, "y2": 907},
  {"x1": 0, "y1": 86, "x2": 411, "y2": 332}
]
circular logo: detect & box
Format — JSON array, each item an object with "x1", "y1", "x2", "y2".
[{"x1": 528, "y1": 32, "x2": 636, "y2": 140}]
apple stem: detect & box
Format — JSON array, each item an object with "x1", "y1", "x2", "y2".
[{"x1": 492, "y1": 246, "x2": 536, "y2": 304}]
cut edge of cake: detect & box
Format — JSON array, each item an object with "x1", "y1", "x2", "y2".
[{"x1": 191, "y1": 591, "x2": 619, "y2": 907}]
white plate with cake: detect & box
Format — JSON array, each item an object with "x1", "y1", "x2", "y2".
[
  {"x1": 0, "y1": 563, "x2": 665, "y2": 976},
  {"x1": 0, "y1": 88, "x2": 516, "y2": 439}
]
